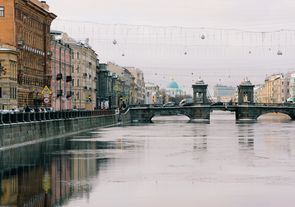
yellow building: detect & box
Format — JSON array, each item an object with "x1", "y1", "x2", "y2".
[
  {"x1": 125, "y1": 67, "x2": 145, "y2": 104},
  {"x1": 256, "y1": 74, "x2": 285, "y2": 103},
  {"x1": 0, "y1": 44, "x2": 18, "y2": 109}
]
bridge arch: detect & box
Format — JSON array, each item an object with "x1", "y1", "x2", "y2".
[
  {"x1": 149, "y1": 112, "x2": 193, "y2": 123},
  {"x1": 255, "y1": 110, "x2": 294, "y2": 120}
]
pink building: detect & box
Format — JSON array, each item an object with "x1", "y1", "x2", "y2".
[{"x1": 50, "y1": 31, "x2": 73, "y2": 111}]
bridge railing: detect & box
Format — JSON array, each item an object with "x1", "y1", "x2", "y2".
[
  {"x1": 128, "y1": 104, "x2": 164, "y2": 108},
  {"x1": 248, "y1": 103, "x2": 295, "y2": 107},
  {"x1": 0, "y1": 110, "x2": 116, "y2": 125}
]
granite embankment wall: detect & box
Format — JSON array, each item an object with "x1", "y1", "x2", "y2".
[{"x1": 0, "y1": 112, "x2": 119, "y2": 150}]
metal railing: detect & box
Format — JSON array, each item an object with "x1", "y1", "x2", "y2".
[{"x1": 0, "y1": 110, "x2": 116, "y2": 125}]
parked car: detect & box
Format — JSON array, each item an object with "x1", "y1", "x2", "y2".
[
  {"x1": 163, "y1": 102, "x2": 176, "y2": 107},
  {"x1": 45, "y1": 107, "x2": 54, "y2": 112},
  {"x1": 179, "y1": 98, "x2": 194, "y2": 107},
  {"x1": 0, "y1": 110, "x2": 10, "y2": 114},
  {"x1": 0, "y1": 109, "x2": 20, "y2": 114},
  {"x1": 211, "y1": 101, "x2": 224, "y2": 106}
]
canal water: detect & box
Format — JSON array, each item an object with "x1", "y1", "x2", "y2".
[{"x1": 1, "y1": 111, "x2": 295, "y2": 207}]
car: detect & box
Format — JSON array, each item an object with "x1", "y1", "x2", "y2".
[
  {"x1": 179, "y1": 98, "x2": 194, "y2": 107},
  {"x1": 0, "y1": 110, "x2": 10, "y2": 114},
  {"x1": 163, "y1": 102, "x2": 176, "y2": 107},
  {"x1": 45, "y1": 107, "x2": 54, "y2": 112},
  {"x1": 211, "y1": 101, "x2": 224, "y2": 106}
]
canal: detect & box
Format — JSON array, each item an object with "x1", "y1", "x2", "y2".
[{"x1": 1, "y1": 111, "x2": 295, "y2": 207}]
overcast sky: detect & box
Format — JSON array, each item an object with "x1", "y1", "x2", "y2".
[
  {"x1": 47, "y1": 0, "x2": 295, "y2": 90},
  {"x1": 48, "y1": 0, "x2": 295, "y2": 30}
]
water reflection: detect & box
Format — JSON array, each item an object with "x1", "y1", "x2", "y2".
[
  {"x1": 192, "y1": 124, "x2": 208, "y2": 152},
  {"x1": 1, "y1": 113, "x2": 295, "y2": 207},
  {"x1": 237, "y1": 124, "x2": 255, "y2": 151},
  {"x1": 0, "y1": 136, "x2": 111, "y2": 207}
]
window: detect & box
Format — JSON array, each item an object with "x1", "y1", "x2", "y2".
[
  {"x1": 0, "y1": 7, "x2": 4, "y2": 17},
  {"x1": 0, "y1": 87, "x2": 2, "y2": 98}
]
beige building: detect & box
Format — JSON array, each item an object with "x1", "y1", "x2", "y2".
[
  {"x1": 62, "y1": 35, "x2": 97, "y2": 110},
  {"x1": 256, "y1": 74, "x2": 285, "y2": 103},
  {"x1": 125, "y1": 67, "x2": 145, "y2": 104},
  {"x1": 0, "y1": 45, "x2": 18, "y2": 109},
  {"x1": 107, "y1": 62, "x2": 136, "y2": 105},
  {"x1": 61, "y1": 33, "x2": 97, "y2": 110},
  {"x1": 145, "y1": 82, "x2": 161, "y2": 104}
]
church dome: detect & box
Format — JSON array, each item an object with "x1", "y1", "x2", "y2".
[{"x1": 167, "y1": 80, "x2": 179, "y2": 89}]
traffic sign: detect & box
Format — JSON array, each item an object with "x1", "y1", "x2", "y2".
[
  {"x1": 41, "y1": 86, "x2": 52, "y2": 95},
  {"x1": 44, "y1": 97, "x2": 50, "y2": 104}
]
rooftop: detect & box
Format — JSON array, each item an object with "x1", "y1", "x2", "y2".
[{"x1": 167, "y1": 80, "x2": 179, "y2": 89}]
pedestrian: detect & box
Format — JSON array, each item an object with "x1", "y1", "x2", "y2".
[{"x1": 25, "y1": 105, "x2": 30, "y2": 113}]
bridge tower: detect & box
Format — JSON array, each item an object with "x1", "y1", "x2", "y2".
[
  {"x1": 238, "y1": 79, "x2": 255, "y2": 105},
  {"x1": 192, "y1": 79, "x2": 209, "y2": 104}
]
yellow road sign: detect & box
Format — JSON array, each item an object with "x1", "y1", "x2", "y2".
[{"x1": 41, "y1": 86, "x2": 52, "y2": 95}]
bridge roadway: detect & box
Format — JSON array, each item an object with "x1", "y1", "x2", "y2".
[{"x1": 128, "y1": 104, "x2": 295, "y2": 123}]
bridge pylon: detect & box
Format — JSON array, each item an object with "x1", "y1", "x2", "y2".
[
  {"x1": 238, "y1": 79, "x2": 254, "y2": 105},
  {"x1": 192, "y1": 79, "x2": 209, "y2": 104}
]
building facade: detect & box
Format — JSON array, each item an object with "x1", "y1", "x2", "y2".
[
  {"x1": 62, "y1": 35, "x2": 97, "y2": 110},
  {"x1": 50, "y1": 31, "x2": 73, "y2": 111},
  {"x1": 107, "y1": 62, "x2": 136, "y2": 106},
  {"x1": 0, "y1": 45, "x2": 18, "y2": 109},
  {"x1": 0, "y1": 0, "x2": 56, "y2": 108},
  {"x1": 288, "y1": 73, "x2": 295, "y2": 102},
  {"x1": 255, "y1": 74, "x2": 285, "y2": 103},
  {"x1": 145, "y1": 82, "x2": 161, "y2": 104},
  {"x1": 213, "y1": 84, "x2": 236, "y2": 102},
  {"x1": 96, "y1": 63, "x2": 116, "y2": 109},
  {"x1": 125, "y1": 67, "x2": 145, "y2": 105}
]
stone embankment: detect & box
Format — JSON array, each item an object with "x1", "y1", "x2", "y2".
[{"x1": 0, "y1": 110, "x2": 119, "y2": 150}]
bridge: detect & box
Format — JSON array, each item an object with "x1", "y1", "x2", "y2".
[
  {"x1": 127, "y1": 80, "x2": 295, "y2": 123},
  {"x1": 128, "y1": 104, "x2": 295, "y2": 123}
]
